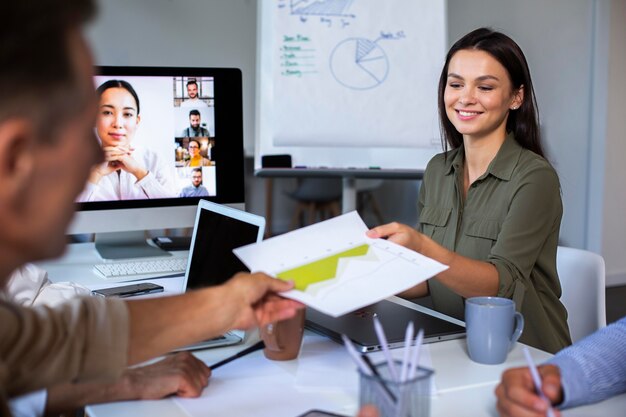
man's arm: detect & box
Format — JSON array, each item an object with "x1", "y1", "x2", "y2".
[
  {"x1": 46, "y1": 352, "x2": 210, "y2": 415},
  {"x1": 1, "y1": 272, "x2": 301, "y2": 396},
  {"x1": 125, "y1": 272, "x2": 301, "y2": 364},
  {"x1": 547, "y1": 317, "x2": 626, "y2": 408}
]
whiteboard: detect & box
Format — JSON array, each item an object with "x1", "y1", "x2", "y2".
[{"x1": 256, "y1": 0, "x2": 447, "y2": 170}]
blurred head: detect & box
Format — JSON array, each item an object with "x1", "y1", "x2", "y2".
[
  {"x1": 438, "y1": 28, "x2": 543, "y2": 157},
  {"x1": 191, "y1": 168, "x2": 202, "y2": 187},
  {"x1": 187, "y1": 80, "x2": 198, "y2": 99},
  {"x1": 95, "y1": 80, "x2": 141, "y2": 147},
  {"x1": 188, "y1": 139, "x2": 200, "y2": 157},
  {"x1": 0, "y1": 0, "x2": 100, "y2": 274},
  {"x1": 189, "y1": 109, "x2": 201, "y2": 129}
]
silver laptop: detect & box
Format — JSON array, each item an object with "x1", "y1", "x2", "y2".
[
  {"x1": 175, "y1": 200, "x2": 265, "y2": 351},
  {"x1": 306, "y1": 299, "x2": 465, "y2": 353}
]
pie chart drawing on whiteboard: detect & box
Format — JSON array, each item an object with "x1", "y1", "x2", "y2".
[{"x1": 330, "y1": 37, "x2": 389, "y2": 90}]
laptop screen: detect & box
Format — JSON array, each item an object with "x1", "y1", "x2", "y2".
[{"x1": 186, "y1": 207, "x2": 261, "y2": 290}]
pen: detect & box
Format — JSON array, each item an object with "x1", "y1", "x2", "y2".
[
  {"x1": 523, "y1": 347, "x2": 556, "y2": 417},
  {"x1": 342, "y1": 333, "x2": 397, "y2": 404},
  {"x1": 341, "y1": 334, "x2": 371, "y2": 376},
  {"x1": 399, "y1": 322, "x2": 414, "y2": 382},
  {"x1": 407, "y1": 328, "x2": 424, "y2": 380},
  {"x1": 209, "y1": 340, "x2": 265, "y2": 370},
  {"x1": 373, "y1": 316, "x2": 399, "y2": 382}
]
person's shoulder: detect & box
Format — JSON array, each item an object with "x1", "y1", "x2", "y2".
[
  {"x1": 506, "y1": 148, "x2": 562, "y2": 202},
  {"x1": 424, "y1": 147, "x2": 456, "y2": 175},
  {"x1": 182, "y1": 99, "x2": 208, "y2": 108},
  {"x1": 515, "y1": 148, "x2": 559, "y2": 182}
]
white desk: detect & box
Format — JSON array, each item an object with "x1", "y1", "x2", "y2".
[{"x1": 38, "y1": 243, "x2": 626, "y2": 417}]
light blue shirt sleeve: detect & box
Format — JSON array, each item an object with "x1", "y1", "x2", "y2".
[
  {"x1": 9, "y1": 389, "x2": 47, "y2": 417},
  {"x1": 548, "y1": 317, "x2": 626, "y2": 408}
]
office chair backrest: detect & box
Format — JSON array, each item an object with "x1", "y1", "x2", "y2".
[{"x1": 556, "y1": 246, "x2": 607, "y2": 343}]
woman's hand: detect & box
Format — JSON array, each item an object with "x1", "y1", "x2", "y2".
[
  {"x1": 88, "y1": 149, "x2": 121, "y2": 184},
  {"x1": 88, "y1": 162, "x2": 116, "y2": 184},
  {"x1": 366, "y1": 222, "x2": 425, "y2": 253},
  {"x1": 103, "y1": 145, "x2": 148, "y2": 181}
]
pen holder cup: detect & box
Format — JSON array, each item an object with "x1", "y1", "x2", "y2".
[{"x1": 358, "y1": 361, "x2": 433, "y2": 417}]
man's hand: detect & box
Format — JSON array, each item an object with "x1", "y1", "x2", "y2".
[
  {"x1": 219, "y1": 272, "x2": 304, "y2": 331},
  {"x1": 123, "y1": 351, "x2": 211, "y2": 399},
  {"x1": 122, "y1": 352, "x2": 211, "y2": 400},
  {"x1": 495, "y1": 365, "x2": 563, "y2": 417},
  {"x1": 356, "y1": 405, "x2": 380, "y2": 417},
  {"x1": 46, "y1": 352, "x2": 211, "y2": 414}
]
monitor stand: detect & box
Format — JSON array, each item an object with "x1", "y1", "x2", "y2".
[{"x1": 95, "y1": 231, "x2": 172, "y2": 260}]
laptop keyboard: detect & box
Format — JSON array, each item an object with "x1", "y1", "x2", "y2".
[{"x1": 93, "y1": 257, "x2": 188, "y2": 280}]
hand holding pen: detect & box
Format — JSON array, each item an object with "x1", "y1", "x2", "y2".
[
  {"x1": 495, "y1": 348, "x2": 563, "y2": 417},
  {"x1": 496, "y1": 354, "x2": 562, "y2": 417},
  {"x1": 523, "y1": 347, "x2": 557, "y2": 417}
]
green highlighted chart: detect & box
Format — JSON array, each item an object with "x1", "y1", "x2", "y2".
[
  {"x1": 277, "y1": 244, "x2": 372, "y2": 291},
  {"x1": 233, "y1": 212, "x2": 450, "y2": 317}
]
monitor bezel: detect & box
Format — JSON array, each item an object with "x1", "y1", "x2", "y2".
[{"x1": 77, "y1": 65, "x2": 245, "y2": 212}]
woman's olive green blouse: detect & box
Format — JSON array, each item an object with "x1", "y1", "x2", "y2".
[{"x1": 418, "y1": 134, "x2": 571, "y2": 353}]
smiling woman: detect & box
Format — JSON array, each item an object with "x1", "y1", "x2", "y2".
[
  {"x1": 367, "y1": 28, "x2": 571, "y2": 353},
  {"x1": 77, "y1": 80, "x2": 178, "y2": 202}
]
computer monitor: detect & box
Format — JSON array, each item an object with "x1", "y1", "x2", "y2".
[{"x1": 69, "y1": 66, "x2": 245, "y2": 259}]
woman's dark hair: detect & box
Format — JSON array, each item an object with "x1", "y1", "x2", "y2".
[
  {"x1": 438, "y1": 27, "x2": 544, "y2": 157},
  {"x1": 96, "y1": 79, "x2": 141, "y2": 114}
]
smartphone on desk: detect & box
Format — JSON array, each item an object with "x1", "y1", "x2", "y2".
[
  {"x1": 92, "y1": 283, "x2": 164, "y2": 298},
  {"x1": 152, "y1": 236, "x2": 191, "y2": 251}
]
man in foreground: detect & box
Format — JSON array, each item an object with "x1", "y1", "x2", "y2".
[{"x1": 0, "y1": 1, "x2": 301, "y2": 414}]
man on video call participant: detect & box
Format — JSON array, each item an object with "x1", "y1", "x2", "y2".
[
  {"x1": 181, "y1": 79, "x2": 208, "y2": 108},
  {"x1": 181, "y1": 109, "x2": 210, "y2": 137},
  {"x1": 0, "y1": 2, "x2": 302, "y2": 416},
  {"x1": 180, "y1": 168, "x2": 210, "y2": 197}
]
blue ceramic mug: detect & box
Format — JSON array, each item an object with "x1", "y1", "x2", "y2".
[{"x1": 465, "y1": 297, "x2": 524, "y2": 365}]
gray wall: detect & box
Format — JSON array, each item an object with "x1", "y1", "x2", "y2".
[
  {"x1": 86, "y1": 0, "x2": 626, "y2": 285},
  {"x1": 86, "y1": 0, "x2": 258, "y2": 155},
  {"x1": 602, "y1": 0, "x2": 626, "y2": 285}
]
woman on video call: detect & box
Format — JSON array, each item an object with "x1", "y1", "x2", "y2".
[
  {"x1": 78, "y1": 80, "x2": 177, "y2": 201},
  {"x1": 367, "y1": 28, "x2": 571, "y2": 353}
]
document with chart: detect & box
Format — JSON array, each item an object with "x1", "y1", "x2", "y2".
[{"x1": 233, "y1": 212, "x2": 448, "y2": 317}]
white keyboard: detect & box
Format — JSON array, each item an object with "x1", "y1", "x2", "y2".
[{"x1": 93, "y1": 257, "x2": 188, "y2": 281}]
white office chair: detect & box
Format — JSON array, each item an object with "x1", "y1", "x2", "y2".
[{"x1": 556, "y1": 246, "x2": 607, "y2": 343}]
